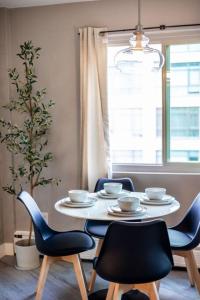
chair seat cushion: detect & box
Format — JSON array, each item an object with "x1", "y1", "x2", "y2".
[
  {"x1": 168, "y1": 229, "x2": 192, "y2": 250},
  {"x1": 85, "y1": 220, "x2": 138, "y2": 239},
  {"x1": 89, "y1": 289, "x2": 149, "y2": 300},
  {"x1": 85, "y1": 220, "x2": 111, "y2": 238},
  {"x1": 40, "y1": 230, "x2": 95, "y2": 256}
]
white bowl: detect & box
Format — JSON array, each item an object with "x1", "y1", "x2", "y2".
[
  {"x1": 118, "y1": 196, "x2": 140, "y2": 212},
  {"x1": 68, "y1": 190, "x2": 89, "y2": 203},
  {"x1": 145, "y1": 187, "x2": 166, "y2": 200},
  {"x1": 104, "y1": 182, "x2": 122, "y2": 194}
]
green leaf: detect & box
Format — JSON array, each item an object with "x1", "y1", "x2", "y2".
[
  {"x1": 3, "y1": 185, "x2": 16, "y2": 195},
  {"x1": 0, "y1": 40, "x2": 60, "y2": 197}
]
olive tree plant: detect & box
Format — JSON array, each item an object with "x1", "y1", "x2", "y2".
[{"x1": 0, "y1": 41, "x2": 59, "y2": 245}]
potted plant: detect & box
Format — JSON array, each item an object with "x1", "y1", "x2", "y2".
[{"x1": 0, "y1": 41, "x2": 59, "y2": 270}]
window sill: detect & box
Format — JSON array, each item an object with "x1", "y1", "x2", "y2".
[{"x1": 112, "y1": 163, "x2": 200, "y2": 175}]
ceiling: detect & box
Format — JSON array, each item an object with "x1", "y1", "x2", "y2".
[{"x1": 0, "y1": 0, "x2": 97, "y2": 8}]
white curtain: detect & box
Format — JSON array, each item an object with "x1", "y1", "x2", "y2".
[{"x1": 79, "y1": 27, "x2": 111, "y2": 191}]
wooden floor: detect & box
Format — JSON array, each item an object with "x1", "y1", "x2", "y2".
[{"x1": 0, "y1": 256, "x2": 199, "y2": 300}]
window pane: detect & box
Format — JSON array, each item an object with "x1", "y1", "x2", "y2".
[
  {"x1": 170, "y1": 107, "x2": 199, "y2": 137},
  {"x1": 108, "y1": 45, "x2": 162, "y2": 164},
  {"x1": 166, "y1": 43, "x2": 200, "y2": 163}
]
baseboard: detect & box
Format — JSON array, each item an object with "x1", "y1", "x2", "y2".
[
  {"x1": 173, "y1": 247, "x2": 200, "y2": 268},
  {"x1": 0, "y1": 244, "x2": 4, "y2": 258},
  {"x1": 4, "y1": 243, "x2": 14, "y2": 256},
  {"x1": 2, "y1": 232, "x2": 200, "y2": 268},
  {"x1": 0, "y1": 243, "x2": 14, "y2": 258}
]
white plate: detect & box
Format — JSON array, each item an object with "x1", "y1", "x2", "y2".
[
  {"x1": 97, "y1": 189, "x2": 130, "y2": 199},
  {"x1": 61, "y1": 197, "x2": 97, "y2": 208},
  {"x1": 111, "y1": 205, "x2": 146, "y2": 215},
  {"x1": 100, "y1": 189, "x2": 130, "y2": 196},
  {"x1": 107, "y1": 206, "x2": 147, "y2": 217},
  {"x1": 143, "y1": 194, "x2": 174, "y2": 202},
  {"x1": 140, "y1": 195, "x2": 175, "y2": 206}
]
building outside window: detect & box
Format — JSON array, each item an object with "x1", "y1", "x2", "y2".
[{"x1": 166, "y1": 44, "x2": 200, "y2": 163}]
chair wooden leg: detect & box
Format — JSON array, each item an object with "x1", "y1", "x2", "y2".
[
  {"x1": 185, "y1": 251, "x2": 200, "y2": 293},
  {"x1": 134, "y1": 282, "x2": 159, "y2": 300},
  {"x1": 88, "y1": 239, "x2": 103, "y2": 292},
  {"x1": 106, "y1": 282, "x2": 159, "y2": 300},
  {"x1": 35, "y1": 255, "x2": 53, "y2": 300},
  {"x1": 155, "y1": 280, "x2": 160, "y2": 291},
  {"x1": 36, "y1": 254, "x2": 89, "y2": 300},
  {"x1": 184, "y1": 253, "x2": 195, "y2": 286},
  {"x1": 78, "y1": 254, "x2": 89, "y2": 292},
  {"x1": 173, "y1": 250, "x2": 200, "y2": 294},
  {"x1": 148, "y1": 282, "x2": 160, "y2": 300},
  {"x1": 63, "y1": 254, "x2": 88, "y2": 300},
  {"x1": 105, "y1": 282, "x2": 116, "y2": 300},
  {"x1": 113, "y1": 284, "x2": 124, "y2": 300},
  {"x1": 113, "y1": 284, "x2": 133, "y2": 300}
]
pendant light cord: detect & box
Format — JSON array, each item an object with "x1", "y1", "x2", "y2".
[{"x1": 138, "y1": 0, "x2": 141, "y2": 27}]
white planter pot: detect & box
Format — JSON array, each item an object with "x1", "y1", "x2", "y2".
[{"x1": 15, "y1": 239, "x2": 40, "y2": 270}]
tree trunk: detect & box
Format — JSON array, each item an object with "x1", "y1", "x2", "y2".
[{"x1": 28, "y1": 184, "x2": 34, "y2": 246}]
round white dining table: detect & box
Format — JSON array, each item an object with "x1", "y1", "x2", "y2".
[{"x1": 55, "y1": 192, "x2": 180, "y2": 221}]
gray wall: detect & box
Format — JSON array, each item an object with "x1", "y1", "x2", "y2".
[
  {"x1": 0, "y1": 0, "x2": 200, "y2": 242},
  {"x1": 0, "y1": 9, "x2": 5, "y2": 245},
  {"x1": 0, "y1": 8, "x2": 15, "y2": 245}
]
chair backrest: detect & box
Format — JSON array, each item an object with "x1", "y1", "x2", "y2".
[
  {"x1": 177, "y1": 193, "x2": 200, "y2": 249},
  {"x1": 17, "y1": 191, "x2": 53, "y2": 242},
  {"x1": 95, "y1": 220, "x2": 173, "y2": 284},
  {"x1": 94, "y1": 177, "x2": 135, "y2": 192}
]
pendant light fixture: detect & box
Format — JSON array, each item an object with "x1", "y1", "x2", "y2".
[{"x1": 115, "y1": 0, "x2": 164, "y2": 73}]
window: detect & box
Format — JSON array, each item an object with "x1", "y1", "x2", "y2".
[
  {"x1": 112, "y1": 150, "x2": 143, "y2": 163},
  {"x1": 111, "y1": 108, "x2": 143, "y2": 138},
  {"x1": 108, "y1": 45, "x2": 162, "y2": 165},
  {"x1": 108, "y1": 42, "x2": 200, "y2": 171},
  {"x1": 170, "y1": 107, "x2": 199, "y2": 137},
  {"x1": 170, "y1": 150, "x2": 199, "y2": 162},
  {"x1": 188, "y1": 68, "x2": 200, "y2": 94},
  {"x1": 166, "y1": 44, "x2": 200, "y2": 163}
]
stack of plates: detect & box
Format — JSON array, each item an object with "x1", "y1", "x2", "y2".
[
  {"x1": 140, "y1": 195, "x2": 175, "y2": 205},
  {"x1": 97, "y1": 189, "x2": 130, "y2": 199},
  {"x1": 61, "y1": 196, "x2": 97, "y2": 208},
  {"x1": 107, "y1": 205, "x2": 147, "y2": 217}
]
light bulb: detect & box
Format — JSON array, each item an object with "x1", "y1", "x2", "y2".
[
  {"x1": 115, "y1": 41, "x2": 164, "y2": 74},
  {"x1": 115, "y1": 20, "x2": 164, "y2": 73}
]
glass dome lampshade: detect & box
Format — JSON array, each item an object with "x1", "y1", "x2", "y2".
[{"x1": 115, "y1": 1, "x2": 165, "y2": 73}]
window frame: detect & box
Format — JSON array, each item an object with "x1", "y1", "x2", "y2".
[{"x1": 108, "y1": 32, "x2": 200, "y2": 174}]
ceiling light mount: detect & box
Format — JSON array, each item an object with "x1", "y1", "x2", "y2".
[{"x1": 114, "y1": 0, "x2": 164, "y2": 73}]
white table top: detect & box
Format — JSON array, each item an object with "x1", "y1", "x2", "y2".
[{"x1": 55, "y1": 192, "x2": 180, "y2": 221}]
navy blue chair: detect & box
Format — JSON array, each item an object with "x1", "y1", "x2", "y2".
[
  {"x1": 89, "y1": 220, "x2": 173, "y2": 300},
  {"x1": 85, "y1": 177, "x2": 135, "y2": 292},
  {"x1": 168, "y1": 193, "x2": 200, "y2": 293},
  {"x1": 85, "y1": 177, "x2": 135, "y2": 240},
  {"x1": 17, "y1": 191, "x2": 95, "y2": 300}
]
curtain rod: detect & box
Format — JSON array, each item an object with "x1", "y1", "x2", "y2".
[{"x1": 98, "y1": 23, "x2": 200, "y2": 35}]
